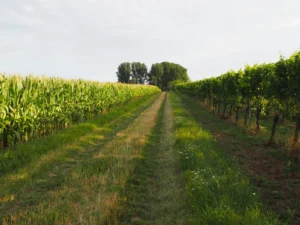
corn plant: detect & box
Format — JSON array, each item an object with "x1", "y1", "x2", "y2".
[{"x1": 0, "y1": 74, "x2": 160, "y2": 149}]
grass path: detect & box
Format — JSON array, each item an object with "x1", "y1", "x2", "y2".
[
  {"x1": 2, "y1": 91, "x2": 286, "y2": 225},
  {"x1": 120, "y1": 93, "x2": 191, "y2": 225},
  {"x1": 1, "y1": 93, "x2": 165, "y2": 225}
]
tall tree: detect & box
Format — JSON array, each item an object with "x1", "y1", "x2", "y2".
[
  {"x1": 149, "y1": 62, "x2": 189, "y2": 90},
  {"x1": 116, "y1": 62, "x2": 131, "y2": 83},
  {"x1": 148, "y1": 63, "x2": 164, "y2": 88},
  {"x1": 131, "y1": 62, "x2": 148, "y2": 84}
]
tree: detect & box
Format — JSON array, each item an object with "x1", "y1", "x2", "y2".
[
  {"x1": 131, "y1": 62, "x2": 148, "y2": 84},
  {"x1": 148, "y1": 63, "x2": 164, "y2": 88},
  {"x1": 149, "y1": 62, "x2": 189, "y2": 90},
  {"x1": 116, "y1": 62, "x2": 131, "y2": 83}
]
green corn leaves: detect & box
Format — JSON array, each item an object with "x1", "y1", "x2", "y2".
[{"x1": 0, "y1": 74, "x2": 160, "y2": 149}]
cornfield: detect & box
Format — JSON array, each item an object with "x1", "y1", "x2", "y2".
[{"x1": 0, "y1": 74, "x2": 160, "y2": 149}]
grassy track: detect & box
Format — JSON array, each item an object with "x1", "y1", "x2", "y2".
[
  {"x1": 0, "y1": 93, "x2": 163, "y2": 224},
  {"x1": 120, "y1": 93, "x2": 191, "y2": 225},
  {"x1": 171, "y1": 92, "x2": 284, "y2": 225},
  {"x1": 2, "y1": 91, "x2": 292, "y2": 225}
]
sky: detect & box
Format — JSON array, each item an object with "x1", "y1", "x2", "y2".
[{"x1": 1, "y1": 0, "x2": 300, "y2": 82}]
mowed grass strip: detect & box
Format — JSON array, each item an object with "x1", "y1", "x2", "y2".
[
  {"x1": 0, "y1": 93, "x2": 161, "y2": 225},
  {"x1": 119, "y1": 93, "x2": 191, "y2": 225},
  {"x1": 171, "y1": 92, "x2": 283, "y2": 225}
]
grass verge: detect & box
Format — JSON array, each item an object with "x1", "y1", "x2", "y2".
[
  {"x1": 119, "y1": 93, "x2": 191, "y2": 225},
  {"x1": 171, "y1": 92, "x2": 284, "y2": 225}
]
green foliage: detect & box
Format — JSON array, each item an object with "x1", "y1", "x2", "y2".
[
  {"x1": 131, "y1": 62, "x2": 148, "y2": 84},
  {"x1": 175, "y1": 50, "x2": 300, "y2": 144},
  {"x1": 168, "y1": 79, "x2": 185, "y2": 90},
  {"x1": 0, "y1": 74, "x2": 160, "y2": 149},
  {"x1": 117, "y1": 61, "x2": 189, "y2": 89},
  {"x1": 149, "y1": 62, "x2": 190, "y2": 91},
  {"x1": 116, "y1": 62, "x2": 131, "y2": 83},
  {"x1": 272, "y1": 56, "x2": 289, "y2": 101},
  {"x1": 117, "y1": 62, "x2": 148, "y2": 84},
  {"x1": 210, "y1": 77, "x2": 222, "y2": 102},
  {"x1": 148, "y1": 63, "x2": 164, "y2": 88},
  {"x1": 288, "y1": 52, "x2": 300, "y2": 113},
  {"x1": 219, "y1": 70, "x2": 241, "y2": 106},
  {"x1": 175, "y1": 52, "x2": 300, "y2": 118}
]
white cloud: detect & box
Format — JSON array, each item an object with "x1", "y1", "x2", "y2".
[
  {"x1": 23, "y1": 5, "x2": 35, "y2": 13},
  {"x1": 273, "y1": 17, "x2": 300, "y2": 31},
  {"x1": 287, "y1": 18, "x2": 300, "y2": 28}
]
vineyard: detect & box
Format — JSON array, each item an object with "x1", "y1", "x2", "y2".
[
  {"x1": 0, "y1": 74, "x2": 160, "y2": 149},
  {"x1": 175, "y1": 51, "x2": 300, "y2": 157}
]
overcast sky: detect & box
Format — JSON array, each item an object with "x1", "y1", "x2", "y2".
[{"x1": 1, "y1": 0, "x2": 300, "y2": 82}]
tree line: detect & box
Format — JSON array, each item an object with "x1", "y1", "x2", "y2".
[
  {"x1": 175, "y1": 51, "x2": 300, "y2": 157},
  {"x1": 116, "y1": 62, "x2": 190, "y2": 90}
]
